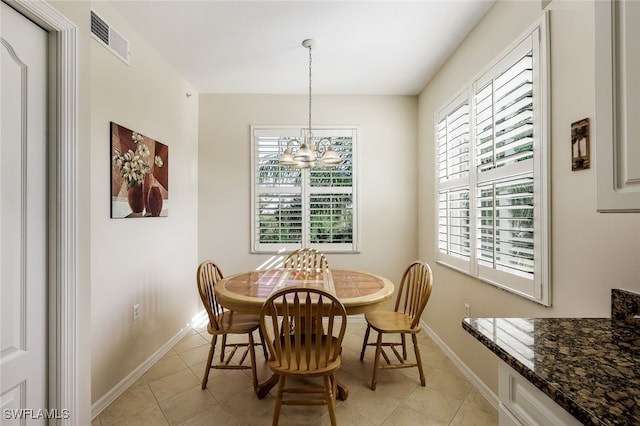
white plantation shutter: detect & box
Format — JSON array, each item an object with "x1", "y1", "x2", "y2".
[
  {"x1": 257, "y1": 192, "x2": 303, "y2": 243},
  {"x1": 474, "y1": 38, "x2": 534, "y2": 176},
  {"x1": 252, "y1": 127, "x2": 358, "y2": 253},
  {"x1": 437, "y1": 94, "x2": 471, "y2": 268},
  {"x1": 473, "y1": 32, "x2": 535, "y2": 280},
  {"x1": 254, "y1": 132, "x2": 303, "y2": 247},
  {"x1": 438, "y1": 100, "x2": 470, "y2": 182},
  {"x1": 435, "y1": 17, "x2": 549, "y2": 305},
  {"x1": 476, "y1": 177, "x2": 534, "y2": 279},
  {"x1": 438, "y1": 188, "x2": 470, "y2": 260},
  {"x1": 309, "y1": 134, "x2": 354, "y2": 248}
]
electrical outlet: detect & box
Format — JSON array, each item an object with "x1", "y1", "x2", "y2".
[
  {"x1": 464, "y1": 303, "x2": 471, "y2": 317},
  {"x1": 133, "y1": 304, "x2": 140, "y2": 321}
]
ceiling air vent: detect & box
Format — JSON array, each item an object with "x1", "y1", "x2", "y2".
[{"x1": 90, "y1": 10, "x2": 130, "y2": 65}]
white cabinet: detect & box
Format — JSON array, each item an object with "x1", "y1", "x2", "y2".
[
  {"x1": 595, "y1": 0, "x2": 640, "y2": 212},
  {"x1": 499, "y1": 402, "x2": 524, "y2": 426},
  {"x1": 498, "y1": 362, "x2": 582, "y2": 426}
]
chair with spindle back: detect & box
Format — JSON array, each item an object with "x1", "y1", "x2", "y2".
[
  {"x1": 283, "y1": 248, "x2": 329, "y2": 271},
  {"x1": 197, "y1": 260, "x2": 267, "y2": 391},
  {"x1": 359, "y1": 260, "x2": 433, "y2": 390},
  {"x1": 260, "y1": 287, "x2": 347, "y2": 426},
  {"x1": 282, "y1": 248, "x2": 330, "y2": 335}
]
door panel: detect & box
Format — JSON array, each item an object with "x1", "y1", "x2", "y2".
[{"x1": 1, "y1": 3, "x2": 48, "y2": 423}]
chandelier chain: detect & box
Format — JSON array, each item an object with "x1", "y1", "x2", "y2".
[
  {"x1": 277, "y1": 39, "x2": 341, "y2": 169},
  {"x1": 308, "y1": 42, "x2": 312, "y2": 136}
]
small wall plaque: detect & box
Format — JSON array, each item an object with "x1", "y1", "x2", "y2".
[{"x1": 571, "y1": 118, "x2": 590, "y2": 171}]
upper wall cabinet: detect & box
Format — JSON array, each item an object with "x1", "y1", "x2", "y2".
[{"x1": 595, "y1": 0, "x2": 640, "y2": 212}]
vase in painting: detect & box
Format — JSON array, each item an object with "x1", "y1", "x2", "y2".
[
  {"x1": 147, "y1": 186, "x2": 163, "y2": 217},
  {"x1": 127, "y1": 185, "x2": 144, "y2": 213}
]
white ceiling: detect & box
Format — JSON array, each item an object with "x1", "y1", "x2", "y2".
[{"x1": 109, "y1": 0, "x2": 494, "y2": 95}]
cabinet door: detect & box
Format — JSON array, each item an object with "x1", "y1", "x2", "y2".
[
  {"x1": 498, "y1": 362, "x2": 582, "y2": 426},
  {"x1": 499, "y1": 402, "x2": 523, "y2": 426},
  {"x1": 595, "y1": 0, "x2": 640, "y2": 212}
]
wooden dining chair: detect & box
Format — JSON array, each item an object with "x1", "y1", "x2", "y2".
[
  {"x1": 260, "y1": 287, "x2": 347, "y2": 426},
  {"x1": 282, "y1": 248, "x2": 330, "y2": 336},
  {"x1": 197, "y1": 260, "x2": 267, "y2": 391},
  {"x1": 359, "y1": 260, "x2": 433, "y2": 390},
  {"x1": 283, "y1": 248, "x2": 329, "y2": 271}
]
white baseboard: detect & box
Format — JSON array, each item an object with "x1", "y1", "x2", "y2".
[
  {"x1": 421, "y1": 320, "x2": 499, "y2": 410},
  {"x1": 90, "y1": 325, "x2": 193, "y2": 419}
]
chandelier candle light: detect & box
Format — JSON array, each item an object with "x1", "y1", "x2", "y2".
[{"x1": 278, "y1": 39, "x2": 342, "y2": 169}]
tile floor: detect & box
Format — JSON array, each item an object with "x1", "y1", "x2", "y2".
[{"x1": 92, "y1": 321, "x2": 497, "y2": 425}]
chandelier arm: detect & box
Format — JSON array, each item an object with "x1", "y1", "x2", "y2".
[
  {"x1": 317, "y1": 137, "x2": 331, "y2": 153},
  {"x1": 288, "y1": 138, "x2": 301, "y2": 149}
]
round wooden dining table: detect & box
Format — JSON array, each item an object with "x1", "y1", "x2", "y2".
[{"x1": 214, "y1": 268, "x2": 395, "y2": 400}]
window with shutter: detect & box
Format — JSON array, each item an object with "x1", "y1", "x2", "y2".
[
  {"x1": 437, "y1": 95, "x2": 471, "y2": 269},
  {"x1": 252, "y1": 127, "x2": 359, "y2": 253},
  {"x1": 435, "y1": 16, "x2": 550, "y2": 305}
]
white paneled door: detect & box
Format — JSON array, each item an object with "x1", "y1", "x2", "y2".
[{"x1": 1, "y1": 2, "x2": 48, "y2": 423}]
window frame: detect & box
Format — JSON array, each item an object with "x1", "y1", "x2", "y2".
[
  {"x1": 251, "y1": 125, "x2": 360, "y2": 254},
  {"x1": 435, "y1": 15, "x2": 551, "y2": 306}
]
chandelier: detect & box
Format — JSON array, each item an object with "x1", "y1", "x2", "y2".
[{"x1": 278, "y1": 39, "x2": 342, "y2": 169}]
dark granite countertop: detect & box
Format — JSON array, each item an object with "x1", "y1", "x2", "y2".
[
  {"x1": 461, "y1": 289, "x2": 640, "y2": 425},
  {"x1": 463, "y1": 315, "x2": 640, "y2": 425}
]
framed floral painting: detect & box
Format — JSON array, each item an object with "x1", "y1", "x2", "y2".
[{"x1": 111, "y1": 122, "x2": 169, "y2": 218}]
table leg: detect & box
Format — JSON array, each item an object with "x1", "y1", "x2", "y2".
[
  {"x1": 256, "y1": 374, "x2": 349, "y2": 400},
  {"x1": 256, "y1": 374, "x2": 279, "y2": 399},
  {"x1": 336, "y1": 379, "x2": 349, "y2": 400}
]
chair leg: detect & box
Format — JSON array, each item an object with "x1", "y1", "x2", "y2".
[
  {"x1": 325, "y1": 374, "x2": 338, "y2": 426},
  {"x1": 401, "y1": 333, "x2": 407, "y2": 360},
  {"x1": 360, "y1": 324, "x2": 371, "y2": 360},
  {"x1": 248, "y1": 332, "x2": 258, "y2": 392},
  {"x1": 371, "y1": 332, "x2": 383, "y2": 390},
  {"x1": 202, "y1": 335, "x2": 217, "y2": 389},
  {"x1": 258, "y1": 327, "x2": 268, "y2": 360},
  {"x1": 332, "y1": 373, "x2": 338, "y2": 403},
  {"x1": 412, "y1": 333, "x2": 426, "y2": 386},
  {"x1": 220, "y1": 335, "x2": 227, "y2": 362},
  {"x1": 272, "y1": 375, "x2": 286, "y2": 426}
]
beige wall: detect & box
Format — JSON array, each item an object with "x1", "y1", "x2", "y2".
[
  {"x1": 88, "y1": 2, "x2": 199, "y2": 403},
  {"x1": 198, "y1": 94, "x2": 418, "y2": 287},
  {"x1": 418, "y1": 0, "x2": 640, "y2": 393}
]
